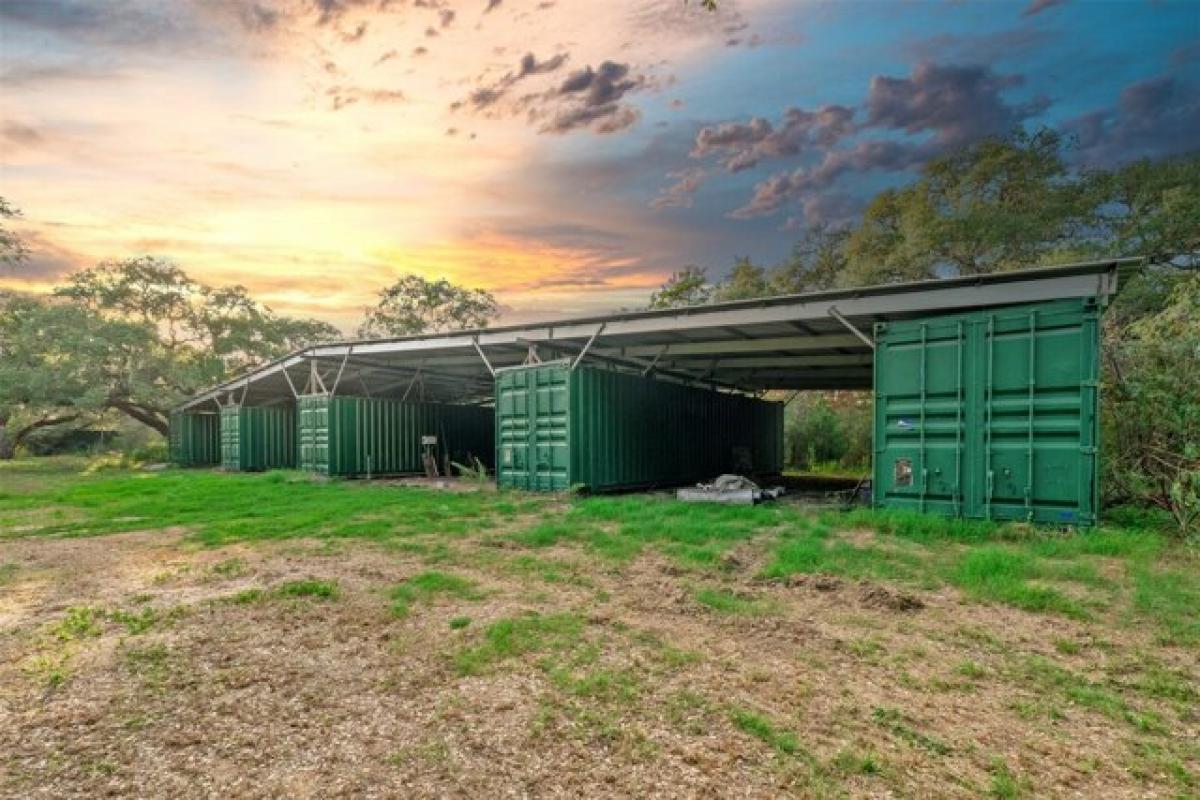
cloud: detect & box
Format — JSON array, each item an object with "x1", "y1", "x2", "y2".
[
  {"x1": 785, "y1": 193, "x2": 864, "y2": 230},
  {"x1": 451, "y1": 52, "x2": 570, "y2": 112},
  {"x1": 731, "y1": 140, "x2": 926, "y2": 219},
  {"x1": 906, "y1": 27, "x2": 1055, "y2": 65},
  {"x1": 439, "y1": 9, "x2": 456, "y2": 27},
  {"x1": 341, "y1": 21, "x2": 368, "y2": 43},
  {"x1": 650, "y1": 168, "x2": 706, "y2": 209},
  {"x1": 675, "y1": 60, "x2": 1049, "y2": 222},
  {"x1": 1065, "y1": 75, "x2": 1200, "y2": 166},
  {"x1": 1171, "y1": 38, "x2": 1200, "y2": 67},
  {"x1": 865, "y1": 61, "x2": 1048, "y2": 147},
  {"x1": 0, "y1": 60, "x2": 124, "y2": 88},
  {"x1": 1022, "y1": 0, "x2": 1067, "y2": 17},
  {"x1": 2, "y1": 121, "x2": 44, "y2": 150},
  {"x1": 691, "y1": 105, "x2": 854, "y2": 172},
  {"x1": 536, "y1": 61, "x2": 646, "y2": 134},
  {"x1": 0, "y1": 0, "x2": 191, "y2": 48},
  {"x1": 3, "y1": 229, "x2": 86, "y2": 282},
  {"x1": 311, "y1": 0, "x2": 378, "y2": 26},
  {"x1": 326, "y1": 85, "x2": 406, "y2": 111}
]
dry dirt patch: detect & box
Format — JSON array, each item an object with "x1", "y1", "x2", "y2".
[{"x1": 0, "y1": 531, "x2": 1194, "y2": 799}]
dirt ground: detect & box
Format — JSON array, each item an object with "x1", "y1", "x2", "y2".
[{"x1": 0, "y1": 528, "x2": 1195, "y2": 799}]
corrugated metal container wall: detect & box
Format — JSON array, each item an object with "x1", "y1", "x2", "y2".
[
  {"x1": 297, "y1": 395, "x2": 493, "y2": 476},
  {"x1": 168, "y1": 411, "x2": 220, "y2": 466},
  {"x1": 496, "y1": 362, "x2": 783, "y2": 492},
  {"x1": 219, "y1": 405, "x2": 297, "y2": 471},
  {"x1": 873, "y1": 297, "x2": 1101, "y2": 525}
]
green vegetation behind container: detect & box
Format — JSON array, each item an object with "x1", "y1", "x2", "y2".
[
  {"x1": 873, "y1": 297, "x2": 1101, "y2": 525},
  {"x1": 219, "y1": 405, "x2": 296, "y2": 472},
  {"x1": 296, "y1": 395, "x2": 493, "y2": 477},
  {"x1": 496, "y1": 362, "x2": 783, "y2": 492},
  {"x1": 168, "y1": 411, "x2": 220, "y2": 466}
]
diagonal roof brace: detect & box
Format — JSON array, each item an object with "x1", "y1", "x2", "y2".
[
  {"x1": 471, "y1": 336, "x2": 495, "y2": 377},
  {"x1": 570, "y1": 323, "x2": 606, "y2": 371},
  {"x1": 828, "y1": 306, "x2": 875, "y2": 350}
]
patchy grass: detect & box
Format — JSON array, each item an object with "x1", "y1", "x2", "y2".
[
  {"x1": 871, "y1": 707, "x2": 951, "y2": 756},
  {"x1": 2, "y1": 458, "x2": 1199, "y2": 798},
  {"x1": 52, "y1": 606, "x2": 104, "y2": 641},
  {"x1": 988, "y1": 758, "x2": 1031, "y2": 799},
  {"x1": 109, "y1": 608, "x2": 160, "y2": 635},
  {"x1": 453, "y1": 613, "x2": 585, "y2": 676},
  {"x1": 390, "y1": 571, "x2": 482, "y2": 617},
  {"x1": 952, "y1": 547, "x2": 1087, "y2": 619},
  {"x1": 694, "y1": 586, "x2": 774, "y2": 616},
  {"x1": 729, "y1": 707, "x2": 803, "y2": 756},
  {"x1": 210, "y1": 558, "x2": 249, "y2": 579},
  {"x1": 513, "y1": 495, "x2": 790, "y2": 566},
  {"x1": 275, "y1": 579, "x2": 339, "y2": 599}
]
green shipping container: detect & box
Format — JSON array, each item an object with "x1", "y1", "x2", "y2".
[
  {"x1": 219, "y1": 404, "x2": 297, "y2": 471},
  {"x1": 168, "y1": 411, "x2": 220, "y2": 466},
  {"x1": 873, "y1": 297, "x2": 1101, "y2": 525},
  {"x1": 296, "y1": 395, "x2": 494, "y2": 476},
  {"x1": 496, "y1": 362, "x2": 783, "y2": 492}
]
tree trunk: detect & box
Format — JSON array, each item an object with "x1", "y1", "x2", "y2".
[
  {"x1": 0, "y1": 424, "x2": 13, "y2": 460},
  {"x1": 0, "y1": 413, "x2": 82, "y2": 458},
  {"x1": 108, "y1": 399, "x2": 169, "y2": 436}
]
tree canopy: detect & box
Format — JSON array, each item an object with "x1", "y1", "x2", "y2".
[
  {"x1": 358, "y1": 274, "x2": 499, "y2": 337},
  {"x1": 651, "y1": 130, "x2": 1199, "y2": 305},
  {"x1": 0, "y1": 257, "x2": 340, "y2": 453},
  {"x1": 0, "y1": 197, "x2": 30, "y2": 270}
]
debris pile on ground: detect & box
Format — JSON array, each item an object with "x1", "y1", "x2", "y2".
[{"x1": 676, "y1": 474, "x2": 785, "y2": 505}]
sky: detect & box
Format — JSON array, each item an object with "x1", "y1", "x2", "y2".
[{"x1": 1, "y1": 0, "x2": 1197, "y2": 332}]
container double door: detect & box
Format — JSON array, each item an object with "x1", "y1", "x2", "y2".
[
  {"x1": 496, "y1": 365, "x2": 571, "y2": 490},
  {"x1": 297, "y1": 396, "x2": 330, "y2": 474},
  {"x1": 873, "y1": 299, "x2": 1100, "y2": 525}
]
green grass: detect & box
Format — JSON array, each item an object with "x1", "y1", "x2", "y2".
[
  {"x1": 109, "y1": 608, "x2": 159, "y2": 635},
  {"x1": 694, "y1": 586, "x2": 774, "y2": 616},
  {"x1": 729, "y1": 707, "x2": 803, "y2": 756},
  {"x1": 0, "y1": 465, "x2": 541, "y2": 546},
  {"x1": 762, "y1": 524, "x2": 919, "y2": 582},
  {"x1": 514, "y1": 495, "x2": 791, "y2": 566},
  {"x1": 3, "y1": 458, "x2": 1198, "y2": 649},
  {"x1": 951, "y1": 547, "x2": 1087, "y2": 619},
  {"x1": 52, "y1": 606, "x2": 104, "y2": 641},
  {"x1": 453, "y1": 613, "x2": 585, "y2": 676},
  {"x1": 390, "y1": 571, "x2": 481, "y2": 617},
  {"x1": 871, "y1": 707, "x2": 950, "y2": 755},
  {"x1": 1132, "y1": 568, "x2": 1200, "y2": 647},
  {"x1": 831, "y1": 747, "x2": 883, "y2": 776},
  {"x1": 1013, "y1": 656, "x2": 1167, "y2": 732},
  {"x1": 988, "y1": 758, "x2": 1031, "y2": 799},
  {"x1": 211, "y1": 558, "x2": 249, "y2": 578}
]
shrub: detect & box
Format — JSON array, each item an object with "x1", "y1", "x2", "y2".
[{"x1": 1103, "y1": 271, "x2": 1200, "y2": 540}]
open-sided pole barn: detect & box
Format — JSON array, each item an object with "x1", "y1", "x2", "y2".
[{"x1": 172, "y1": 258, "x2": 1138, "y2": 524}]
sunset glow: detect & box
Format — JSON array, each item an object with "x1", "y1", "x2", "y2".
[{"x1": 2, "y1": 0, "x2": 1196, "y2": 331}]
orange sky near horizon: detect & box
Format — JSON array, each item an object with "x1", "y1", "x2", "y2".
[
  {"x1": 1, "y1": 0, "x2": 781, "y2": 332},
  {"x1": 6, "y1": 0, "x2": 1193, "y2": 334}
]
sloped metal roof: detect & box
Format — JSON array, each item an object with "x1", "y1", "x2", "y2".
[{"x1": 178, "y1": 257, "x2": 1136, "y2": 410}]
